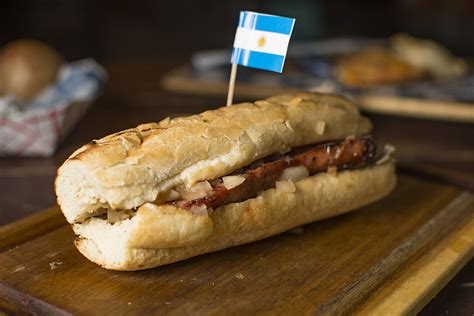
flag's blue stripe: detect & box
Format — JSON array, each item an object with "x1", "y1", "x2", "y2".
[
  {"x1": 238, "y1": 11, "x2": 294, "y2": 35},
  {"x1": 231, "y1": 48, "x2": 285, "y2": 73}
]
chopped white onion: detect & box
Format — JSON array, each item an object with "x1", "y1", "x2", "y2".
[
  {"x1": 179, "y1": 181, "x2": 213, "y2": 201},
  {"x1": 384, "y1": 144, "x2": 396, "y2": 154},
  {"x1": 189, "y1": 205, "x2": 208, "y2": 216},
  {"x1": 376, "y1": 155, "x2": 391, "y2": 165},
  {"x1": 191, "y1": 181, "x2": 213, "y2": 192},
  {"x1": 164, "y1": 189, "x2": 180, "y2": 202},
  {"x1": 175, "y1": 184, "x2": 186, "y2": 194},
  {"x1": 376, "y1": 144, "x2": 396, "y2": 165},
  {"x1": 280, "y1": 166, "x2": 309, "y2": 182},
  {"x1": 222, "y1": 175, "x2": 246, "y2": 190},
  {"x1": 107, "y1": 209, "x2": 130, "y2": 223},
  {"x1": 180, "y1": 190, "x2": 207, "y2": 201},
  {"x1": 276, "y1": 180, "x2": 296, "y2": 193},
  {"x1": 316, "y1": 121, "x2": 325, "y2": 135}
]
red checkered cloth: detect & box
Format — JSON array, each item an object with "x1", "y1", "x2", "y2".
[{"x1": 0, "y1": 103, "x2": 67, "y2": 156}]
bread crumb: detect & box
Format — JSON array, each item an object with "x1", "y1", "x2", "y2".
[
  {"x1": 128, "y1": 302, "x2": 132, "y2": 305},
  {"x1": 7, "y1": 245, "x2": 19, "y2": 252},
  {"x1": 49, "y1": 261, "x2": 63, "y2": 271},
  {"x1": 235, "y1": 273, "x2": 245, "y2": 280},
  {"x1": 165, "y1": 301, "x2": 171, "y2": 305}
]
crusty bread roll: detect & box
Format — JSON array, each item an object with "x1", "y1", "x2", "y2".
[
  {"x1": 391, "y1": 33, "x2": 468, "y2": 79},
  {"x1": 335, "y1": 47, "x2": 426, "y2": 87},
  {"x1": 0, "y1": 39, "x2": 63, "y2": 102},
  {"x1": 55, "y1": 92, "x2": 396, "y2": 270},
  {"x1": 56, "y1": 93, "x2": 372, "y2": 223}
]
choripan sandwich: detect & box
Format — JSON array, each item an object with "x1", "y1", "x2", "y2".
[{"x1": 55, "y1": 92, "x2": 396, "y2": 271}]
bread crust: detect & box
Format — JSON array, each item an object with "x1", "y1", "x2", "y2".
[
  {"x1": 56, "y1": 92, "x2": 372, "y2": 223},
  {"x1": 73, "y1": 162, "x2": 396, "y2": 271}
]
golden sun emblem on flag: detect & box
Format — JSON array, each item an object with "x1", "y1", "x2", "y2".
[{"x1": 258, "y1": 36, "x2": 266, "y2": 47}]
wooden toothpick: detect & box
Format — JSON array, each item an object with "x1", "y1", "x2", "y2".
[{"x1": 226, "y1": 63, "x2": 238, "y2": 106}]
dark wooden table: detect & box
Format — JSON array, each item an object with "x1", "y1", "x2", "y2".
[{"x1": 0, "y1": 58, "x2": 472, "y2": 314}]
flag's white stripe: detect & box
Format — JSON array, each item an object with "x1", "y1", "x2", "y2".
[{"x1": 233, "y1": 27, "x2": 290, "y2": 56}]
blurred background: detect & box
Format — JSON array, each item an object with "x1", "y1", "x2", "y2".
[{"x1": 1, "y1": 0, "x2": 474, "y2": 60}]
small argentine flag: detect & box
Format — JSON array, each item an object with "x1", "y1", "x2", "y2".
[{"x1": 231, "y1": 11, "x2": 295, "y2": 73}]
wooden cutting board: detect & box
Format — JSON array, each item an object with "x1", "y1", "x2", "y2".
[{"x1": 0, "y1": 174, "x2": 472, "y2": 315}]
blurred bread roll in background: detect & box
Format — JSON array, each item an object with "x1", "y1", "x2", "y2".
[
  {"x1": 335, "y1": 47, "x2": 426, "y2": 87},
  {"x1": 0, "y1": 39, "x2": 63, "y2": 103},
  {"x1": 391, "y1": 33, "x2": 468, "y2": 79}
]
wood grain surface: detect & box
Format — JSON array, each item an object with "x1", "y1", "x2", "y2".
[
  {"x1": 0, "y1": 207, "x2": 65, "y2": 252},
  {"x1": 0, "y1": 175, "x2": 472, "y2": 315},
  {"x1": 357, "y1": 214, "x2": 474, "y2": 315}
]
